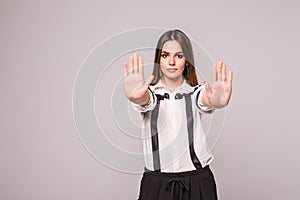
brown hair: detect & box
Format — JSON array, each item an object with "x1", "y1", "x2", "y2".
[{"x1": 151, "y1": 29, "x2": 198, "y2": 86}]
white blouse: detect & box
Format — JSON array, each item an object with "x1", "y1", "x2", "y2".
[{"x1": 131, "y1": 79, "x2": 215, "y2": 172}]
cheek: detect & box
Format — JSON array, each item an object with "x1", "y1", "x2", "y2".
[
  {"x1": 178, "y1": 66, "x2": 185, "y2": 74},
  {"x1": 178, "y1": 60, "x2": 186, "y2": 72},
  {"x1": 159, "y1": 60, "x2": 164, "y2": 68},
  {"x1": 159, "y1": 59, "x2": 167, "y2": 66},
  {"x1": 159, "y1": 61, "x2": 167, "y2": 72}
]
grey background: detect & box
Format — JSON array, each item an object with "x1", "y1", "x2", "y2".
[{"x1": 1, "y1": 0, "x2": 299, "y2": 199}]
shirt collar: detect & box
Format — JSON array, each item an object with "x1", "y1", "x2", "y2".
[{"x1": 151, "y1": 78, "x2": 194, "y2": 94}]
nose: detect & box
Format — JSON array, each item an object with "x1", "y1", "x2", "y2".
[{"x1": 169, "y1": 55, "x2": 175, "y2": 66}]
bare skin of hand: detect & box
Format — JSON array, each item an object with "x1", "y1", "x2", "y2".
[
  {"x1": 201, "y1": 61, "x2": 233, "y2": 108},
  {"x1": 123, "y1": 53, "x2": 154, "y2": 106}
]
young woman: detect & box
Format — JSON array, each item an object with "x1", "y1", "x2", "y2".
[{"x1": 123, "y1": 29, "x2": 233, "y2": 200}]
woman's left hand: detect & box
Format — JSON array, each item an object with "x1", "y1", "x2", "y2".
[{"x1": 202, "y1": 61, "x2": 233, "y2": 109}]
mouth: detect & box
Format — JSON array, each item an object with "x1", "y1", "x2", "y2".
[{"x1": 166, "y1": 68, "x2": 178, "y2": 72}]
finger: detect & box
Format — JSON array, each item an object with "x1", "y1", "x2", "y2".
[
  {"x1": 212, "y1": 64, "x2": 217, "y2": 82},
  {"x1": 139, "y1": 56, "x2": 143, "y2": 75},
  {"x1": 133, "y1": 53, "x2": 138, "y2": 73},
  {"x1": 228, "y1": 69, "x2": 233, "y2": 88},
  {"x1": 141, "y1": 75, "x2": 154, "y2": 91},
  {"x1": 144, "y1": 75, "x2": 154, "y2": 86},
  {"x1": 123, "y1": 62, "x2": 128, "y2": 77},
  {"x1": 204, "y1": 81, "x2": 212, "y2": 95},
  {"x1": 204, "y1": 81, "x2": 212, "y2": 106},
  {"x1": 217, "y1": 61, "x2": 222, "y2": 81},
  {"x1": 130, "y1": 55, "x2": 134, "y2": 74},
  {"x1": 225, "y1": 70, "x2": 233, "y2": 103},
  {"x1": 222, "y1": 62, "x2": 226, "y2": 81}
]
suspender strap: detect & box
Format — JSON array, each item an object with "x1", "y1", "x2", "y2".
[
  {"x1": 150, "y1": 93, "x2": 169, "y2": 172},
  {"x1": 150, "y1": 103, "x2": 161, "y2": 172},
  {"x1": 184, "y1": 94, "x2": 203, "y2": 169}
]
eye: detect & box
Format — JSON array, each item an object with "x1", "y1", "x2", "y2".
[
  {"x1": 161, "y1": 53, "x2": 168, "y2": 58},
  {"x1": 176, "y1": 54, "x2": 184, "y2": 59}
]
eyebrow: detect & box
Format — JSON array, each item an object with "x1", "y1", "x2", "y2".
[{"x1": 161, "y1": 51, "x2": 183, "y2": 54}]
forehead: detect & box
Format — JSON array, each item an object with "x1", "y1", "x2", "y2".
[{"x1": 162, "y1": 40, "x2": 183, "y2": 52}]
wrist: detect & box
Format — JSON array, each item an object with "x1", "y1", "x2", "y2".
[
  {"x1": 199, "y1": 90, "x2": 211, "y2": 107},
  {"x1": 140, "y1": 91, "x2": 151, "y2": 106},
  {"x1": 130, "y1": 90, "x2": 150, "y2": 106}
]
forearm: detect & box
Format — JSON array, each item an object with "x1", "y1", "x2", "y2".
[{"x1": 130, "y1": 88, "x2": 156, "y2": 113}]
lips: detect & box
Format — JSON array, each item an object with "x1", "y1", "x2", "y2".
[{"x1": 166, "y1": 68, "x2": 178, "y2": 72}]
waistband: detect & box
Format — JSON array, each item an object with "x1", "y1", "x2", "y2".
[{"x1": 143, "y1": 165, "x2": 211, "y2": 178}]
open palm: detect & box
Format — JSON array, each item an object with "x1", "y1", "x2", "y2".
[
  {"x1": 123, "y1": 53, "x2": 154, "y2": 103},
  {"x1": 203, "y1": 61, "x2": 233, "y2": 108}
]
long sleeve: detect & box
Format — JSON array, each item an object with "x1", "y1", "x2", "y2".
[
  {"x1": 195, "y1": 85, "x2": 215, "y2": 114},
  {"x1": 130, "y1": 88, "x2": 157, "y2": 113}
]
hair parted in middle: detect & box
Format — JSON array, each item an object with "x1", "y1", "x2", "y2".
[{"x1": 151, "y1": 29, "x2": 199, "y2": 86}]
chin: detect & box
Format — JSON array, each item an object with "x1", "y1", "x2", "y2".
[{"x1": 164, "y1": 74, "x2": 182, "y2": 80}]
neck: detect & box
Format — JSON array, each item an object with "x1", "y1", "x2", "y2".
[{"x1": 161, "y1": 75, "x2": 184, "y2": 92}]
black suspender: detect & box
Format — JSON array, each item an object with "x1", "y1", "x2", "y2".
[
  {"x1": 184, "y1": 94, "x2": 203, "y2": 169},
  {"x1": 150, "y1": 93, "x2": 169, "y2": 172},
  {"x1": 150, "y1": 102, "x2": 161, "y2": 171}
]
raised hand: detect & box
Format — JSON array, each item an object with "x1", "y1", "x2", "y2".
[
  {"x1": 202, "y1": 61, "x2": 233, "y2": 108},
  {"x1": 123, "y1": 53, "x2": 154, "y2": 105}
]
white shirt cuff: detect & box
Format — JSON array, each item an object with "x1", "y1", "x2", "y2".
[
  {"x1": 197, "y1": 85, "x2": 215, "y2": 113},
  {"x1": 130, "y1": 88, "x2": 156, "y2": 113}
]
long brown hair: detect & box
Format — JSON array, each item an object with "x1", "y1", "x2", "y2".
[{"x1": 151, "y1": 29, "x2": 198, "y2": 86}]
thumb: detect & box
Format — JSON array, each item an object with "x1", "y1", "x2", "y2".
[
  {"x1": 203, "y1": 81, "x2": 212, "y2": 100},
  {"x1": 204, "y1": 81, "x2": 211, "y2": 94},
  {"x1": 144, "y1": 75, "x2": 154, "y2": 87}
]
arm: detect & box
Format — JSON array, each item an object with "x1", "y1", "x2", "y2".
[
  {"x1": 201, "y1": 60, "x2": 233, "y2": 109},
  {"x1": 195, "y1": 85, "x2": 215, "y2": 113},
  {"x1": 131, "y1": 87, "x2": 157, "y2": 112}
]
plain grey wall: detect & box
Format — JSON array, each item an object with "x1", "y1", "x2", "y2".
[{"x1": 1, "y1": 0, "x2": 299, "y2": 199}]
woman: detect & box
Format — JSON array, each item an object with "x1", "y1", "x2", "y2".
[{"x1": 123, "y1": 29, "x2": 233, "y2": 200}]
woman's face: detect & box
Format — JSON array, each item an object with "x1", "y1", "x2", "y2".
[{"x1": 159, "y1": 40, "x2": 186, "y2": 82}]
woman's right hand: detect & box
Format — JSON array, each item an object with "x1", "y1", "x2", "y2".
[{"x1": 123, "y1": 53, "x2": 154, "y2": 105}]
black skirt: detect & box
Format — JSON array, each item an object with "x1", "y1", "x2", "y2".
[{"x1": 137, "y1": 165, "x2": 218, "y2": 200}]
